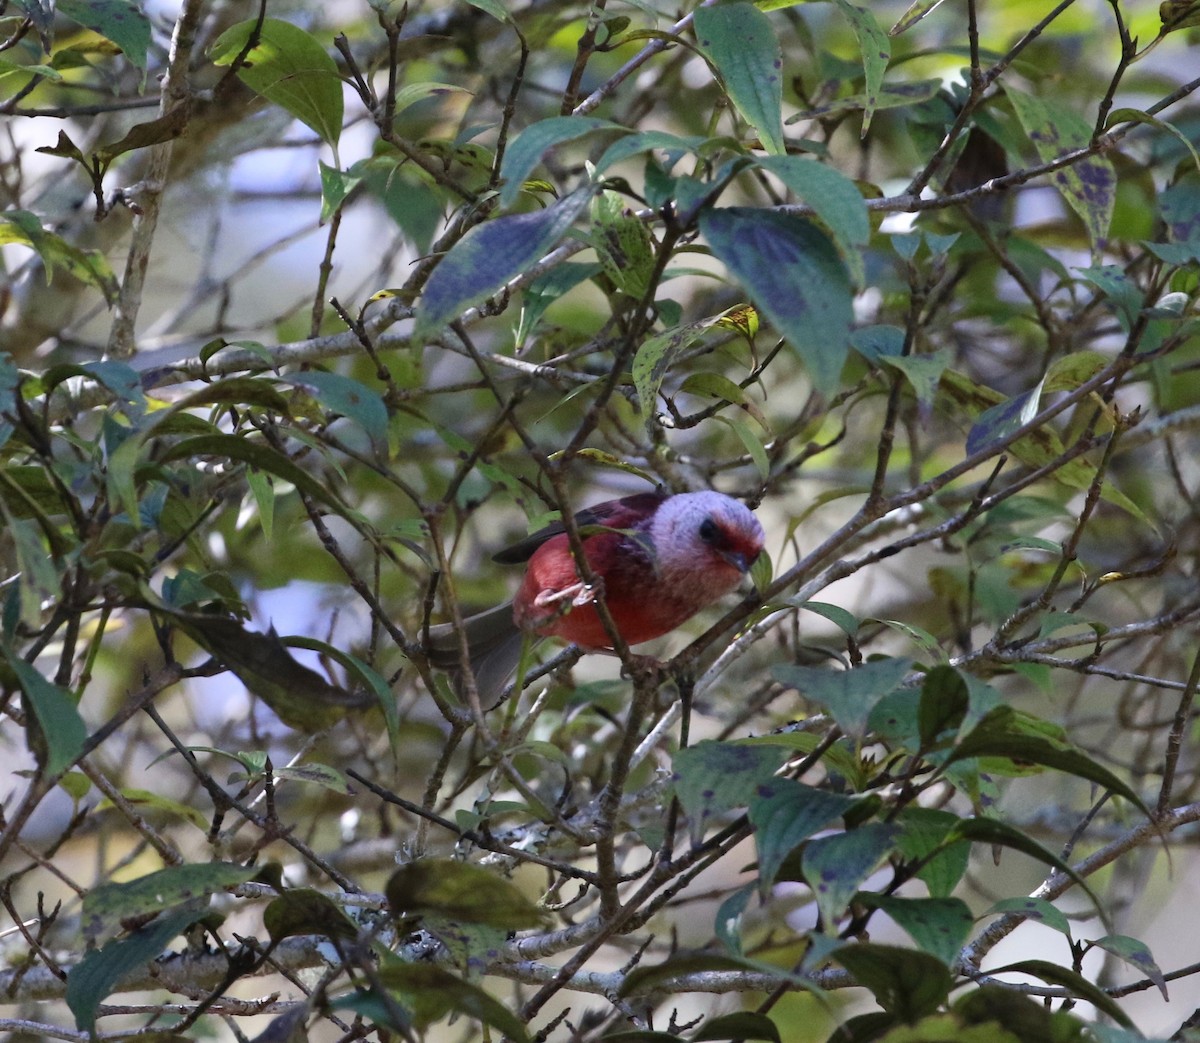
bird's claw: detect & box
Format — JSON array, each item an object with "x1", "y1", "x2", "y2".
[{"x1": 534, "y1": 582, "x2": 597, "y2": 609}]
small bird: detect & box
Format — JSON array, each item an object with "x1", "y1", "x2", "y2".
[{"x1": 426, "y1": 490, "x2": 765, "y2": 705}]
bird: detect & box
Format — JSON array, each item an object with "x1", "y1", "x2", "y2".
[{"x1": 425, "y1": 490, "x2": 766, "y2": 706}]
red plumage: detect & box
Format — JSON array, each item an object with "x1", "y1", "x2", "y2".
[{"x1": 426, "y1": 490, "x2": 765, "y2": 703}]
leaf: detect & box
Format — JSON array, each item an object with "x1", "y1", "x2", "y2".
[
  {"x1": 918, "y1": 665, "x2": 969, "y2": 748},
  {"x1": 772, "y1": 658, "x2": 912, "y2": 738},
  {"x1": 672, "y1": 740, "x2": 789, "y2": 840},
  {"x1": 890, "y1": 0, "x2": 954, "y2": 35},
  {"x1": 82, "y1": 862, "x2": 259, "y2": 944},
  {"x1": 319, "y1": 161, "x2": 363, "y2": 222},
  {"x1": 1004, "y1": 85, "x2": 1114, "y2": 248},
  {"x1": 954, "y1": 985, "x2": 1089, "y2": 1041},
  {"x1": 0, "y1": 209, "x2": 119, "y2": 303},
  {"x1": 987, "y1": 897, "x2": 1073, "y2": 939},
  {"x1": 172, "y1": 614, "x2": 370, "y2": 731},
  {"x1": 632, "y1": 320, "x2": 711, "y2": 422},
  {"x1": 67, "y1": 904, "x2": 207, "y2": 1034},
  {"x1": 96, "y1": 106, "x2": 190, "y2": 164},
  {"x1": 752, "y1": 155, "x2": 868, "y2": 284},
  {"x1": 833, "y1": 942, "x2": 953, "y2": 1022},
  {"x1": 385, "y1": 859, "x2": 545, "y2": 930},
  {"x1": 986, "y1": 959, "x2": 1134, "y2": 1027},
  {"x1": 692, "y1": 1012, "x2": 782, "y2": 1043},
  {"x1": 57, "y1": 0, "x2": 151, "y2": 71},
  {"x1": 6, "y1": 654, "x2": 86, "y2": 775},
  {"x1": 832, "y1": 0, "x2": 891, "y2": 135},
  {"x1": 95, "y1": 788, "x2": 209, "y2": 831},
  {"x1": 282, "y1": 371, "x2": 388, "y2": 450},
  {"x1": 594, "y1": 129, "x2": 709, "y2": 176},
  {"x1": 264, "y1": 888, "x2": 359, "y2": 944},
  {"x1": 272, "y1": 763, "x2": 354, "y2": 795},
  {"x1": 894, "y1": 808, "x2": 970, "y2": 898},
  {"x1": 370, "y1": 957, "x2": 531, "y2": 1043},
  {"x1": 944, "y1": 817, "x2": 1097, "y2": 904},
  {"x1": 965, "y1": 376, "x2": 1045, "y2": 455},
  {"x1": 620, "y1": 950, "x2": 794, "y2": 998},
  {"x1": 748, "y1": 778, "x2": 859, "y2": 886},
  {"x1": 694, "y1": 4, "x2": 785, "y2": 155},
  {"x1": 856, "y1": 894, "x2": 974, "y2": 966},
  {"x1": 211, "y1": 18, "x2": 344, "y2": 147},
  {"x1": 157, "y1": 433, "x2": 353, "y2": 517},
  {"x1": 283, "y1": 636, "x2": 400, "y2": 762},
  {"x1": 414, "y1": 187, "x2": 593, "y2": 339},
  {"x1": 943, "y1": 706, "x2": 1149, "y2": 814},
  {"x1": 801, "y1": 824, "x2": 898, "y2": 925},
  {"x1": 1087, "y1": 934, "x2": 1167, "y2": 1000},
  {"x1": 700, "y1": 207, "x2": 852, "y2": 394},
  {"x1": 499, "y1": 116, "x2": 622, "y2": 208},
  {"x1": 714, "y1": 413, "x2": 770, "y2": 479}
]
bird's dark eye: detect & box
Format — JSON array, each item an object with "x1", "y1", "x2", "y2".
[{"x1": 699, "y1": 518, "x2": 720, "y2": 544}]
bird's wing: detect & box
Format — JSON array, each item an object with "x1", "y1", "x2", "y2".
[{"x1": 492, "y1": 491, "x2": 665, "y2": 564}]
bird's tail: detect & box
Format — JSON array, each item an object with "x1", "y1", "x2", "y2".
[{"x1": 424, "y1": 602, "x2": 527, "y2": 709}]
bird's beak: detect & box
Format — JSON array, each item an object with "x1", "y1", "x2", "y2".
[{"x1": 720, "y1": 548, "x2": 758, "y2": 573}]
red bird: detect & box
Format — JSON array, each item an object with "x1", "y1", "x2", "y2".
[{"x1": 426, "y1": 490, "x2": 765, "y2": 704}]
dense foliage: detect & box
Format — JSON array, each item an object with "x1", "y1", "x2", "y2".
[{"x1": 3, "y1": 0, "x2": 1200, "y2": 1040}]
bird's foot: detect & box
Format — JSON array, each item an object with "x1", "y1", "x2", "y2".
[{"x1": 534, "y1": 581, "x2": 598, "y2": 609}]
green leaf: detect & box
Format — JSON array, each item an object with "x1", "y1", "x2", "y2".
[
  {"x1": 620, "y1": 950, "x2": 797, "y2": 999},
  {"x1": 943, "y1": 817, "x2": 1097, "y2": 904},
  {"x1": 799, "y1": 600, "x2": 860, "y2": 635},
  {"x1": 499, "y1": 116, "x2": 621, "y2": 208},
  {"x1": 986, "y1": 959, "x2": 1134, "y2": 1027},
  {"x1": 82, "y1": 862, "x2": 258, "y2": 944},
  {"x1": 832, "y1": 0, "x2": 890, "y2": 135},
  {"x1": 319, "y1": 161, "x2": 363, "y2": 222},
  {"x1": 264, "y1": 888, "x2": 359, "y2": 944},
  {"x1": 672, "y1": 740, "x2": 789, "y2": 840},
  {"x1": 833, "y1": 943, "x2": 953, "y2": 1022},
  {"x1": 6, "y1": 654, "x2": 86, "y2": 775},
  {"x1": 700, "y1": 207, "x2": 852, "y2": 394},
  {"x1": 752, "y1": 155, "x2": 868, "y2": 284},
  {"x1": 693, "y1": 1012, "x2": 782, "y2": 1043},
  {"x1": 371, "y1": 957, "x2": 532, "y2": 1043},
  {"x1": 157, "y1": 434, "x2": 353, "y2": 516},
  {"x1": 282, "y1": 371, "x2": 388, "y2": 450},
  {"x1": 632, "y1": 320, "x2": 711, "y2": 422},
  {"x1": 918, "y1": 665, "x2": 969, "y2": 748},
  {"x1": 57, "y1": 0, "x2": 151, "y2": 71},
  {"x1": 856, "y1": 894, "x2": 974, "y2": 966},
  {"x1": 95, "y1": 787, "x2": 209, "y2": 831},
  {"x1": 801, "y1": 824, "x2": 898, "y2": 925},
  {"x1": 385, "y1": 859, "x2": 545, "y2": 930},
  {"x1": 895, "y1": 808, "x2": 970, "y2": 898},
  {"x1": 594, "y1": 130, "x2": 709, "y2": 176},
  {"x1": 1004, "y1": 85, "x2": 1114, "y2": 247},
  {"x1": 954, "y1": 985, "x2": 1090, "y2": 1041},
  {"x1": 714, "y1": 413, "x2": 770, "y2": 479},
  {"x1": 943, "y1": 706, "x2": 1148, "y2": 814},
  {"x1": 414, "y1": 187, "x2": 594, "y2": 339},
  {"x1": 748, "y1": 778, "x2": 859, "y2": 886},
  {"x1": 67, "y1": 904, "x2": 208, "y2": 1034},
  {"x1": 211, "y1": 18, "x2": 344, "y2": 147},
  {"x1": 170, "y1": 614, "x2": 369, "y2": 732},
  {"x1": 283, "y1": 636, "x2": 400, "y2": 762},
  {"x1": 694, "y1": 4, "x2": 785, "y2": 155},
  {"x1": 0, "y1": 209, "x2": 119, "y2": 303},
  {"x1": 772, "y1": 658, "x2": 911, "y2": 738},
  {"x1": 1087, "y1": 935, "x2": 1167, "y2": 1000},
  {"x1": 987, "y1": 897, "x2": 1073, "y2": 939},
  {"x1": 272, "y1": 762, "x2": 354, "y2": 795}
]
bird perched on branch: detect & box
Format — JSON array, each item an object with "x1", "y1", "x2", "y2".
[{"x1": 425, "y1": 490, "x2": 765, "y2": 706}]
